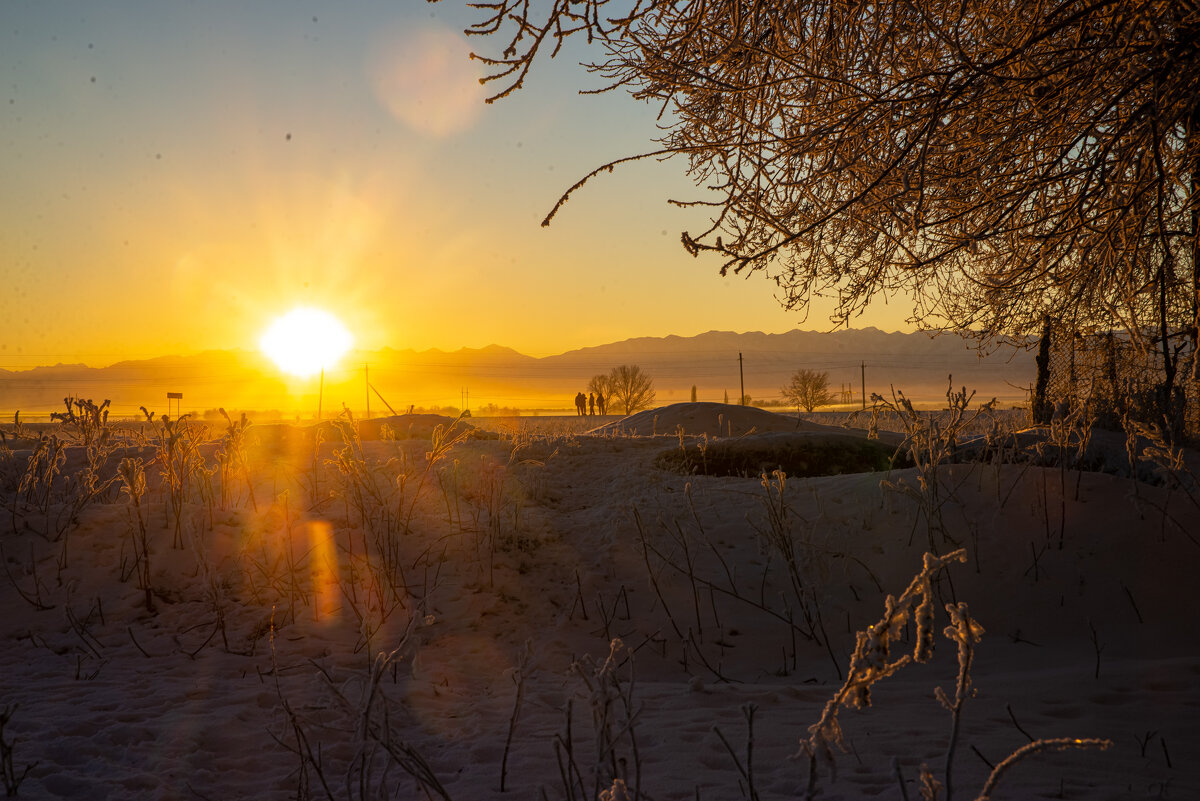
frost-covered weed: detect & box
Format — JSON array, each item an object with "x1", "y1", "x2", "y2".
[
  {"x1": 270, "y1": 614, "x2": 451, "y2": 801},
  {"x1": 216, "y1": 408, "x2": 257, "y2": 511},
  {"x1": 5, "y1": 398, "x2": 123, "y2": 542},
  {"x1": 755, "y1": 470, "x2": 824, "y2": 650},
  {"x1": 560, "y1": 638, "x2": 642, "y2": 801},
  {"x1": 146, "y1": 410, "x2": 207, "y2": 548},
  {"x1": 118, "y1": 457, "x2": 153, "y2": 613},
  {"x1": 874, "y1": 381, "x2": 996, "y2": 551},
  {"x1": 802, "y1": 549, "x2": 967, "y2": 787},
  {"x1": 800, "y1": 549, "x2": 1110, "y2": 801}
]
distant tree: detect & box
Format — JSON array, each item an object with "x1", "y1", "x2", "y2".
[
  {"x1": 723, "y1": 390, "x2": 729, "y2": 405},
  {"x1": 690, "y1": 385, "x2": 697, "y2": 403},
  {"x1": 608, "y1": 364, "x2": 656, "y2": 415},
  {"x1": 782, "y1": 370, "x2": 836, "y2": 413}
]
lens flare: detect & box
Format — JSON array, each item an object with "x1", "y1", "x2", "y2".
[
  {"x1": 369, "y1": 24, "x2": 487, "y2": 137},
  {"x1": 305, "y1": 519, "x2": 339, "y2": 622}
]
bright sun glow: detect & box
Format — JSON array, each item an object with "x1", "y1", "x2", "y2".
[{"x1": 260, "y1": 308, "x2": 354, "y2": 378}]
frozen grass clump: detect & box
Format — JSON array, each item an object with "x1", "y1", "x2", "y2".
[{"x1": 4, "y1": 398, "x2": 124, "y2": 543}]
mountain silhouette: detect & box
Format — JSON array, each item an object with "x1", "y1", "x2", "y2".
[{"x1": 1, "y1": 329, "x2": 1033, "y2": 419}]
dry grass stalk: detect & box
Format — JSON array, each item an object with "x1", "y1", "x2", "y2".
[
  {"x1": 0, "y1": 704, "x2": 38, "y2": 796},
  {"x1": 217, "y1": 408, "x2": 257, "y2": 511},
  {"x1": 875, "y1": 381, "x2": 996, "y2": 553},
  {"x1": 118, "y1": 457, "x2": 153, "y2": 613},
  {"x1": 570, "y1": 638, "x2": 643, "y2": 801}
]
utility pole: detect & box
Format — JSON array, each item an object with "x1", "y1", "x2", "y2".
[
  {"x1": 365, "y1": 363, "x2": 370, "y2": 420},
  {"x1": 861, "y1": 361, "x2": 866, "y2": 410},
  {"x1": 738, "y1": 352, "x2": 745, "y2": 406},
  {"x1": 370, "y1": 383, "x2": 398, "y2": 416}
]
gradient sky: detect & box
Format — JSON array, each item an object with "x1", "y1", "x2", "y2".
[{"x1": 1, "y1": 1, "x2": 914, "y2": 369}]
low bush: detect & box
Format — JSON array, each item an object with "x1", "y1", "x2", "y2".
[{"x1": 656, "y1": 432, "x2": 905, "y2": 478}]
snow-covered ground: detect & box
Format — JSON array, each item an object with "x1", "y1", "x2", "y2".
[{"x1": 1, "y1": 403, "x2": 1196, "y2": 800}]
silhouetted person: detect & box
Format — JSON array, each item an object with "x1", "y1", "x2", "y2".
[
  {"x1": 596, "y1": 391, "x2": 606, "y2": 416},
  {"x1": 575, "y1": 392, "x2": 586, "y2": 416},
  {"x1": 588, "y1": 393, "x2": 596, "y2": 415}
]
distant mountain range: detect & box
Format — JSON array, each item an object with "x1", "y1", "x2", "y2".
[{"x1": 1, "y1": 329, "x2": 1035, "y2": 419}]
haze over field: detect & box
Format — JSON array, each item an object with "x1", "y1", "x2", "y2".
[{"x1": 0, "y1": 328, "x2": 1034, "y2": 419}]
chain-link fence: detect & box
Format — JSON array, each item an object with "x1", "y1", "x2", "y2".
[{"x1": 1044, "y1": 330, "x2": 1199, "y2": 439}]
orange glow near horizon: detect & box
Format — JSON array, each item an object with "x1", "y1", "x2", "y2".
[{"x1": 259, "y1": 307, "x2": 354, "y2": 378}]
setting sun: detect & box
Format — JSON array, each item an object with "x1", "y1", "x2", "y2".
[{"x1": 259, "y1": 307, "x2": 354, "y2": 378}]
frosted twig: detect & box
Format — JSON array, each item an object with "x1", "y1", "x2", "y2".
[{"x1": 974, "y1": 738, "x2": 1111, "y2": 800}]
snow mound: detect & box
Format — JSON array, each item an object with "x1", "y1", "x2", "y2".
[{"x1": 590, "y1": 401, "x2": 840, "y2": 437}]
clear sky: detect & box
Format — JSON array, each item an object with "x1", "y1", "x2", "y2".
[{"x1": 0, "y1": 1, "x2": 914, "y2": 368}]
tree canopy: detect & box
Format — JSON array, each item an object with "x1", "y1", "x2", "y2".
[
  {"x1": 607, "y1": 364, "x2": 656, "y2": 414},
  {"x1": 455, "y1": 0, "x2": 1200, "y2": 410},
  {"x1": 782, "y1": 369, "x2": 836, "y2": 412}
]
